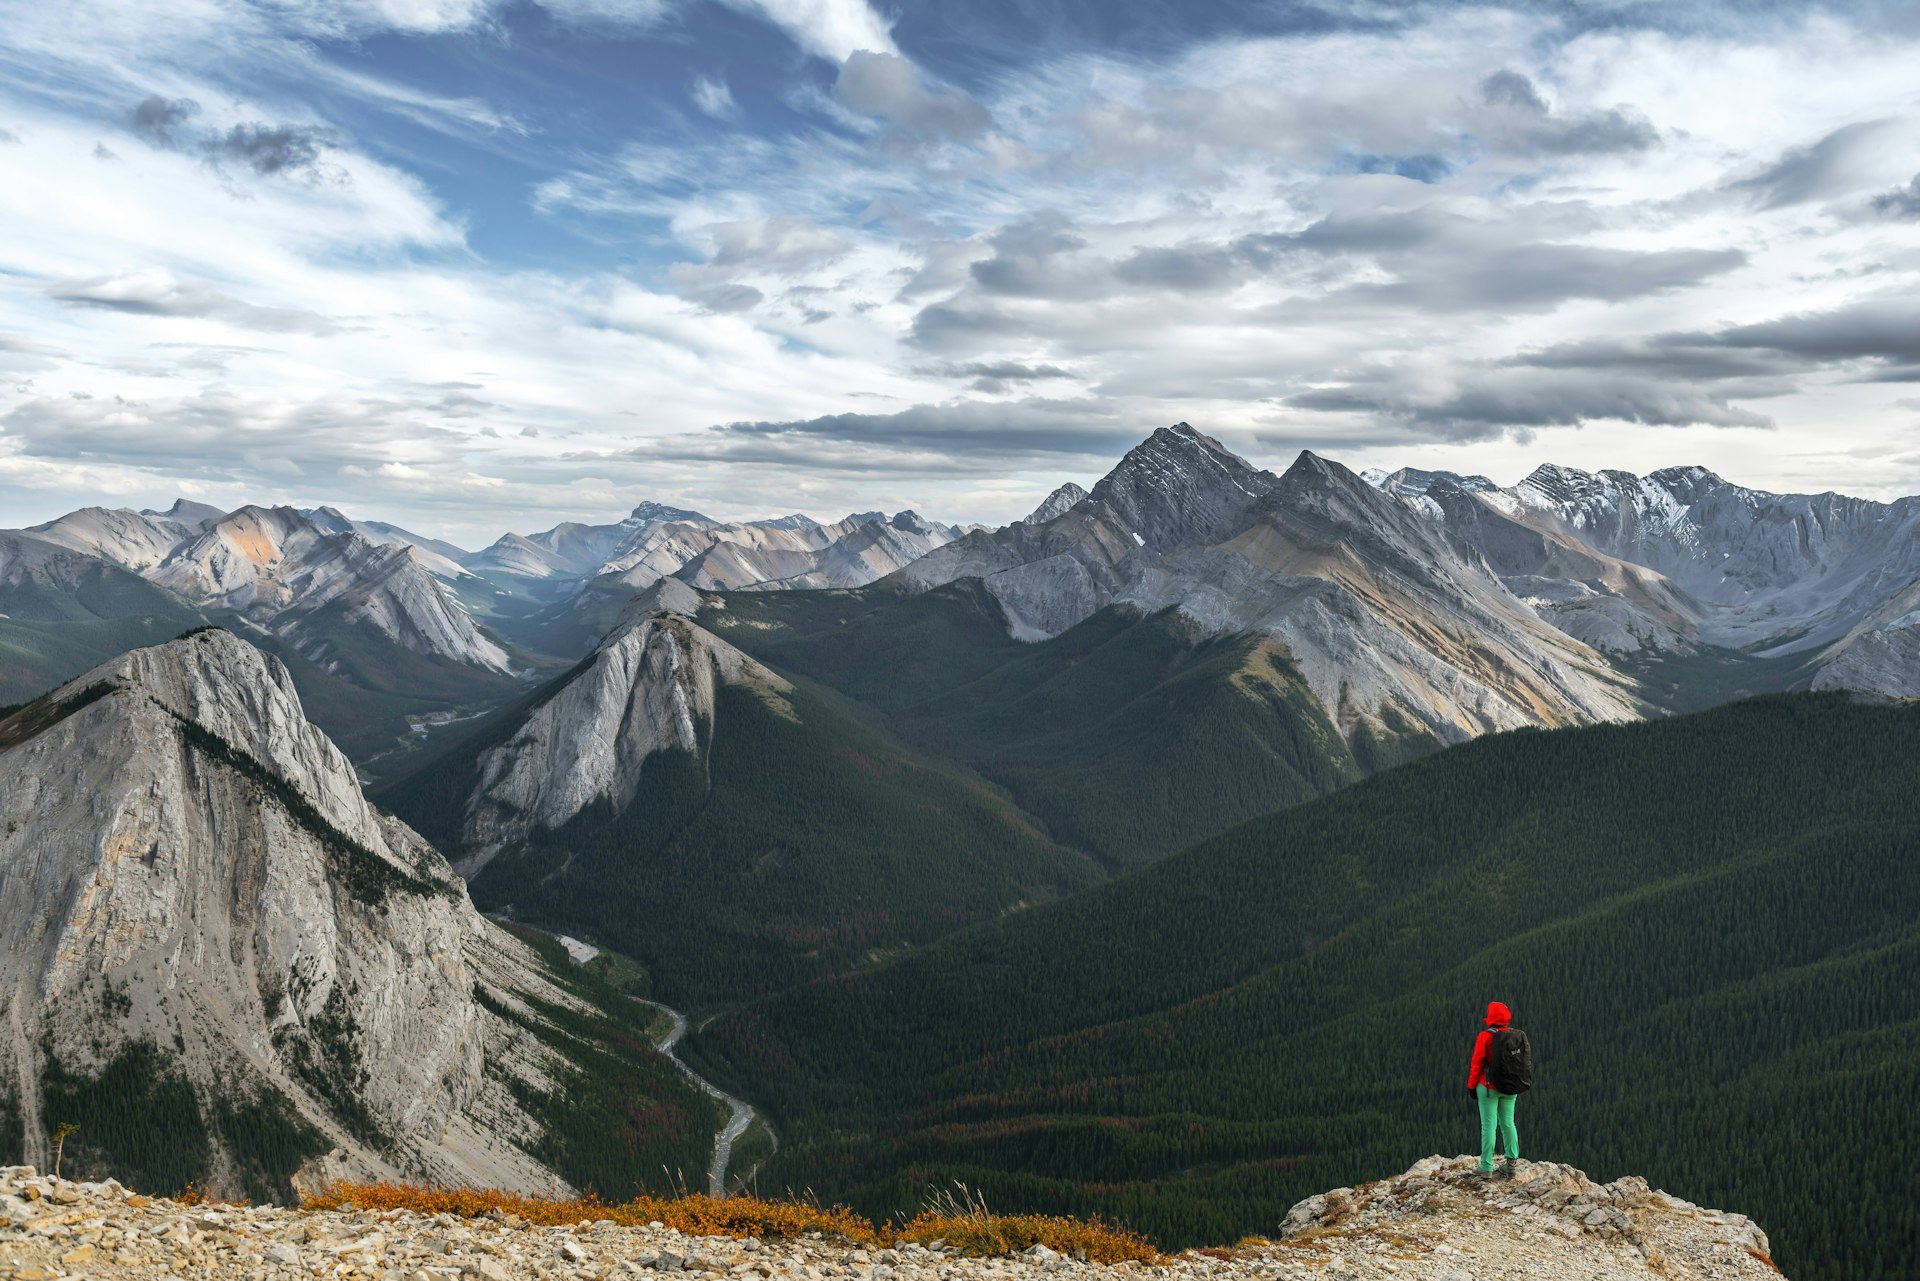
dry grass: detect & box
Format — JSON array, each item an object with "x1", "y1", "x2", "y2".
[
  {"x1": 892, "y1": 1183, "x2": 1161, "y2": 1264},
  {"x1": 301, "y1": 1183, "x2": 870, "y2": 1242},
  {"x1": 299, "y1": 1181, "x2": 1162, "y2": 1263}
]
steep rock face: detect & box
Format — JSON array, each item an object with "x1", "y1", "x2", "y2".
[
  {"x1": 893, "y1": 424, "x2": 1279, "y2": 639},
  {"x1": 1376, "y1": 473, "x2": 1705, "y2": 655},
  {"x1": 461, "y1": 592, "x2": 788, "y2": 866},
  {"x1": 0, "y1": 630, "x2": 575, "y2": 1194},
  {"x1": 1122, "y1": 452, "x2": 1639, "y2": 739},
  {"x1": 1022, "y1": 482, "x2": 1089, "y2": 524}
]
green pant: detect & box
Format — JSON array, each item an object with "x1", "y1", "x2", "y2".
[{"x1": 1476, "y1": 1083, "x2": 1518, "y2": 1171}]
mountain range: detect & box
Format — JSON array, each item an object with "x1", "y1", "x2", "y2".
[{"x1": 5, "y1": 422, "x2": 1920, "y2": 1279}]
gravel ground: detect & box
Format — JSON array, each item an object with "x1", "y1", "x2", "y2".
[{"x1": 0, "y1": 1157, "x2": 1783, "y2": 1281}]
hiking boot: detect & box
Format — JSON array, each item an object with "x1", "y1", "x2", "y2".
[{"x1": 1496, "y1": 1159, "x2": 1516, "y2": 1180}]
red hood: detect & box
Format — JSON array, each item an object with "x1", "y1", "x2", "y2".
[{"x1": 1484, "y1": 1001, "x2": 1512, "y2": 1028}]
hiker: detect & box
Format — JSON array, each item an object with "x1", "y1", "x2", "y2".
[{"x1": 1466, "y1": 1000, "x2": 1530, "y2": 1176}]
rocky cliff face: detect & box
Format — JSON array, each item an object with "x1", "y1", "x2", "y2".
[
  {"x1": 0, "y1": 629, "x2": 588, "y2": 1196},
  {"x1": 460, "y1": 582, "x2": 790, "y2": 870}
]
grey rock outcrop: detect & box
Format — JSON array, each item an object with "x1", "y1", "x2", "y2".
[
  {"x1": 1278, "y1": 1155, "x2": 1777, "y2": 1279},
  {"x1": 460, "y1": 590, "x2": 790, "y2": 871},
  {"x1": 0, "y1": 629, "x2": 587, "y2": 1195}
]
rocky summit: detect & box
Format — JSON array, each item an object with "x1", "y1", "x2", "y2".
[{"x1": 0, "y1": 1157, "x2": 1780, "y2": 1281}]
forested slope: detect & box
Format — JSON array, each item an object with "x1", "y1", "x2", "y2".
[
  {"x1": 692, "y1": 694, "x2": 1920, "y2": 1281},
  {"x1": 381, "y1": 655, "x2": 1104, "y2": 1007},
  {"x1": 701, "y1": 586, "x2": 1437, "y2": 865}
]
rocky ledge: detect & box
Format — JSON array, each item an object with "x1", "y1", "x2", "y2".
[
  {"x1": 1275, "y1": 1155, "x2": 1777, "y2": 1279},
  {"x1": 0, "y1": 1158, "x2": 1781, "y2": 1281}
]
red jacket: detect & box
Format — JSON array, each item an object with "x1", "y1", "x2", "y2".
[{"x1": 1467, "y1": 1001, "x2": 1513, "y2": 1090}]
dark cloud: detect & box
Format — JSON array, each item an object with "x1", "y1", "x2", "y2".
[
  {"x1": 968, "y1": 212, "x2": 1097, "y2": 298},
  {"x1": 211, "y1": 123, "x2": 329, "y2": 176},
  {"x1": 1306, "y1": 296, "x2": 1920, "y2": 436},
  {"x1": 1512, "y1": 337, "x2": 1808, "y2": 381},
  {"x1": 678, "y1": 282, "x2": 765, "y2": 313},
  {"x1": 1289, "y1": 366, "x2": 1774, "y2": 437},
  {"x1": 932, "y1": 361, "x2": 1074, "y2": 380},
  {"x1": 1127, "y1": 206, "x2": 1741, "y2": 311},
  {"x1": 125, "y1": 94, "x2": 336, "y2": 179},
  {"x1": 44, "y1": 272, "x2": 338, "y2": 334},
  {"x1": 1328, "y1": 242, "x2": 1744, "y2": 312},
  {"x1": 1713, "y1": 297, "x2": 1920, "y2": 365},
  {"x1": 1724, "y1": 119, "x2": 1895, "y2": 208},
  {"x1": 1476, "y1": 69, "x2": 1657, "y2": 156},
  {"x1": 930, "y1": 360, "x2": 1078, "y2": 394},
  {"x1": 644, "y1": 398, "x2": 1143, "y2": 470},
  {"x1": 1480, "y1": 69, "x2": 1548, "y2": 113},
  {"x1": 128, "y1": 95, "x2": 198, "y2": 144},
  {"x1": 834, "y1": 51, "x2": 993, "y2": 143},
  {"x1": 1870, "y1": 174, "x2": 1920, "y2": 219}
]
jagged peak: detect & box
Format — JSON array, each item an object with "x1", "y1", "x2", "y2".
[
  {"x1": 1022, "y1": 482, "x2": 1089, "y2": 525},
  {"x1": 888, "y1": 509, "x2": 936, "y2": 534},
  {"x1": 625, "y1": 500, "x2": 711, "y2": 527}
]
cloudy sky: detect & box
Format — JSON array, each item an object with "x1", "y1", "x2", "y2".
[{"x1": 2, "y1": 0, "x2": 1918, "y2": 543}]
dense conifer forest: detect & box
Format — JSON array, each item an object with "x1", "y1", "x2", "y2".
[
  {"x1": 384, "y1": 671, "x2": 1104, "y2": 1006},
  {"x1": 701, "y1": 586, "x2": 1436, "y2": 864},
  {"x1": 689, "y1": 694, "x2": 1920, "y2": 1281}
]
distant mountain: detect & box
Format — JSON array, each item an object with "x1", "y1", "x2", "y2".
[
  {"x1": 379, "y1": 580, "x2": 1103, "y2": 1004},
  {"x1": 0, "y1": 629, "x2": 717, "y2": 1201},
  {"x1": 2, "y1": 504, "x2": 523, "y2": 766},
  {"x1": 695, "y1": 693, "x2": 1920, "y2": 1281},
  {"x1": 468, "y1": 501, "x2": 965, "y2": 601},
  {"x1": 15, "y1": 503, "x2": 509, "y2": 672},
  {"x1": 1368, "y1": 463, "x2": 1920, "y2": 697},
  {"x1": 302, "y1": 506, "x2": 474, "y2": 581}
]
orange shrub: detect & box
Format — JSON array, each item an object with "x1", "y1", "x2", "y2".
[
  {"x1": 301, "y1": 1182, "x2": 871, "y2": 1243},
  {"x1": 299, "y1": 1182, "x2": 1162, "y2": 1262},
  {"x1": 895, "y1": 1209, "x2": 1161, "y2": 1264}
]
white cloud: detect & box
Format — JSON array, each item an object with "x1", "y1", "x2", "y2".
[
  {"x1": 717, "y1": 0, "x2": 897, "y2": 62},
  {"x1": 691, "y1": 74, "x2": 740, "y2": 121}
]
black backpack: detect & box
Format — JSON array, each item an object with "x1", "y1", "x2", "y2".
[{"x1": 1486, "y1": 1027, "x2": 1533, "y2": 1094}]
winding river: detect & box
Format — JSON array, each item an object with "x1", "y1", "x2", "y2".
[{"x1": 644, "y1": 999, "x2": 773, "y2": 1196}]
